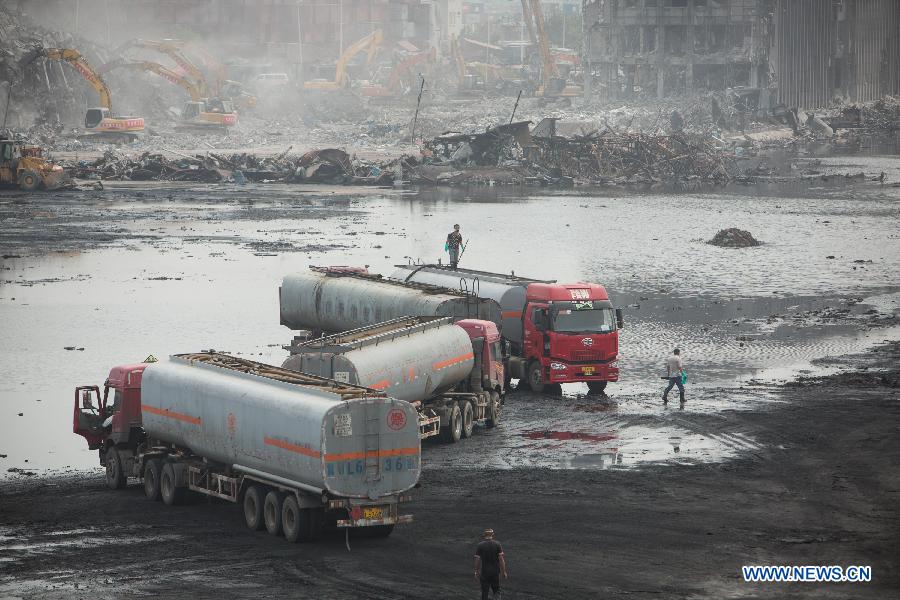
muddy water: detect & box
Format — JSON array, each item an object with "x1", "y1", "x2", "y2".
[{"x1": 1, "y1": 156, "x2": 898, "y2": 474}]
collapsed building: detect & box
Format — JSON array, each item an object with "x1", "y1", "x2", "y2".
[{"x1": 582, "y1": 0, "x2": 900, "y2": 108}]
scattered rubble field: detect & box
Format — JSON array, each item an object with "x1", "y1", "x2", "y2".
[{"x1": 2, "y1": 344, "x2": 898, "y2": 599}]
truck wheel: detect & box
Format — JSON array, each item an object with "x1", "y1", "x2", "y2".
[
  {"x1": 527, "y1": 361, "x2": 546, "y2": 394},
  {"x1": 264, "y1": 490, "x2": 284, "y2": 536},
  {"x1": 587, "y1": 381, "x2": 608, "y2": 394},
  {"x1": 161, "y1": 462, "x2": 186, "y2": 506},
  {"x1": 440, "y1": 403, "x2": 463, "y2": 443},
  {"x1": 486, "y1": 391, "x2": 502, "y2": 428},
  {"x1": 282, "y1": 495, "x2": 314, "y2": 543},
  {"x1": 105, "y1": 448, "x2": 127, "y2": 490},
  {"x1": 144, "y1": 458, "x2": 162, "y2": 501},
  {"x1": 18, "y1": 170, "x2": 41, "y2": 191},
  {"x1": 461, "y1": 401, "x2": 475, "y2": 438},
  {"x1": 243, "y1": 485, "x2": 265, "y2": 531}
]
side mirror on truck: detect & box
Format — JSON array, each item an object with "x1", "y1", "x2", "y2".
[{"x1": 615, "y1": 308, "x2": 625, "y2": 329}]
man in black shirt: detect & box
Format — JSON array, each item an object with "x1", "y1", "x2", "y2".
[
  {"x1": 474, "y1": 528, "x2": 507, "y2": 599},
  {"x1": 446, "y1": 223, "x2": 463, "y2": 270}
]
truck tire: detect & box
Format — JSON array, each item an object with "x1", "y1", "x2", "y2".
[
  {"x1": 527, "y1": 361, "x2": 546, "y2": 394},
  {"x1": 461, "y1": 401, "x2": 475, "y2": 439},
  {"x1": 486, "y1": 391, "x2": 502, "y2": 428},
  {"x1": 243, "y1": 485, "x2": 265, "y2": 531},
  {"x1": 105, "y1": 448, "x2": 126, "y2": 490},
  {"x1": 144, "y1": 458, "x2": 162, "y2": 501},
  {"x1": 587, "y1": 381, "x2": 608, "y2": 394},
  {"x1": 161, "y1": 462, "x2": 186, "y2": 506},
  {"x1": 440, "y1": 403, "x2": 463, "y2": 443},
  {"x1": 18, "y1": 170, "x2": 41, "y2": 191},
  {"x1": 264, "y1": 490, "x2": 284, "y2": 536},
  {"x1": 282, "y1": 495, "x2": 314, "y2": 543}
]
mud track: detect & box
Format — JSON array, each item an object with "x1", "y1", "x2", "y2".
[{"x1": 1, "y1": 343, "x2": 898, "y2": 599}]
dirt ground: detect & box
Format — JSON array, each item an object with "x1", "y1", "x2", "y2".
[{"x1": 1, "y1": 343, "x2": 898, "y2": 599}]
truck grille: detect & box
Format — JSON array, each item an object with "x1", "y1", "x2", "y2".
[{"x1": 572, "y1": 351, "x2": 602, "y2": 362}]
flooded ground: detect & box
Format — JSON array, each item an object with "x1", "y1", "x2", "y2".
[{"x1": 1, "y1": 150, "x2": 898, "y2": 475}]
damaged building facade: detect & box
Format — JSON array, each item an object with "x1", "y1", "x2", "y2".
[{"x1": 583, "y1": 0, "x2": 900, "y2": 108}]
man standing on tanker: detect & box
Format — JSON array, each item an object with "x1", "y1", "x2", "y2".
[
  {"x1": 446, "y1": 223, "x2": 464, "y2": 270},
  {"x1": 474, "y1": 528, "x2": 508, "y2": 599}
]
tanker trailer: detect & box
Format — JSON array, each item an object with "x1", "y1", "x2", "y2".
[
  {"x1": 72, "y1": 352, "x2": 419, "y2": 542},
  {"x1": 282, "y1": 316, "x2": 505, "y2": 443},
  {"x1": 279, "y1": 267, "x2": 501, "y2": 334},
  {"x1": 392, "y1": 263, "x2": 624, "y2": 393}
]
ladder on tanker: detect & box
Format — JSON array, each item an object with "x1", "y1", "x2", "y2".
[{"x1": 363, "y1": 401, "x2": 381, "y2": 483}]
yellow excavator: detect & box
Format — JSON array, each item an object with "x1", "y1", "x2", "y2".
[
  {"x1": 0, "y1": 136, "x2": 71, "y2": 191},
  {"x1": 22, "y1": 47, "x2": 144, "y2": 141},
  {"x1": 303, "y1": 29, "x2": 384, "y2": 91},
  {"x1": 104, "y1": 59, "x2": 237, "y2": 129},
  {"x1": 520, "y1": 0, "x2": 581, "y2": 97}
]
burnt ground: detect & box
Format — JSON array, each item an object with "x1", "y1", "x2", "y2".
[{"x1": 1, "y1": 344, "x2": 898, "y2": 599}]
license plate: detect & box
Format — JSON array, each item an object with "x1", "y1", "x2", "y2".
[
  {"x1": 582, "y1": 367, "x2": 595, "y2": 375},
  {"x1": 363, "y1": 507, "x2": 383, "y2": 520}
]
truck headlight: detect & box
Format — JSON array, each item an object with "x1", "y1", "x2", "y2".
[
  {"x1": 608, "y1": 361, "x2": 618, "y2": 368},
  {"x1": 550, "y1": 362, "x2": 567, "y2": 370}
]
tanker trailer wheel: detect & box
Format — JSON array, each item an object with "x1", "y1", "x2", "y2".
[
  {"x1": 587, "y1": 381, "x2": 608, "y2": 394},
  {"x1": 105, "y1": 448, "x2": 127, "y2": 490},
  {"x1": 527, "y1": 361, "x2": 546, "y2": 394},
  {"x1": 486, "y1": 391, "x2": 502, "y2": 428},
  {"x1": 161, "y1": 463, "x2": 186, "y2": 506},
  {"x1": 461, "y1": 401, "x2": 475, "y2": 439},
  {"x1": 18, "y1": 170, "x2": 41, "y2": 192},
  {"x1": 264, "y1": 490, "x2": 284, "y2": 536},
  {"x1": 143, "y1": 458, "x2": 163, "y2": 501},
  {"x1": 440, "y1": 403, "x2": 463, "y2": 443},
  {"x1": 282, "y1": 495, "x2": 314, "y2": 543},
  {"x1": 243, "y1": 485, "x2": 266, "y2": 531}
]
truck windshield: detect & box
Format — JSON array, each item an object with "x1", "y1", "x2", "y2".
[{"x1": 551, "y1": 301, "x2": 616, "y2": 333}]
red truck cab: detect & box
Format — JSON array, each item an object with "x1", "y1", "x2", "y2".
[
  {"x1": 520, "y1": 282, "x2": 620, "y2": 393},
  {"x1": 73, "y1": 363, "x2": 148, "y2": 453},
  {"x1": 455, "y1": 318, "x2": 506, "y2": 393}
]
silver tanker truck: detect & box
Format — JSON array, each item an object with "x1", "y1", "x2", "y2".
[
  {"x1": 73, "y1": 352, "x2": 419, "y2": 542},
  {"x1": 279, "y1": 267, "x2": 501, "y2": 334},
  {"x1": 283, "y1": 316, "x2": 504, "y2": 443}
]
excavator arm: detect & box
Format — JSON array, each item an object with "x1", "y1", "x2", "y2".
[
  {"x1": 38, "y1": 48, "x2": 113, "y2": 110},
  {"x1": 387, "y1": 47, "x2": 436, "y2": 91},
  {"x1": 105, "y1": 60, "x2": 202, "y2": 101},
  {"x1": 121, "y1": 39, "x2": 209, "y2": 97},
  {"x1": 334, "y1": 29, "x2": 384, "y2": 87}
]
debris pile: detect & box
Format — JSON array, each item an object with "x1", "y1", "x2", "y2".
[
  {"x1": 60, "y1": 147, "x2": 418, "y2": 185},
  {"x1": 707, "y1": 228, "x2": 761, "y2": 248}
]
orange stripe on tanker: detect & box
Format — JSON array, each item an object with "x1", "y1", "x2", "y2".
[
  {"x1": 432, "y1": 351, "x2": 474, "y2": 371},
  {"x1": 141, "y1": 404, "x2": 202, "y2": 426},
  {"x1": 325, "y1": 447, "x2": 419, "y2": 462},
  {"x1": 263, "y1": 436, "x2": 319, "y2": 458}
]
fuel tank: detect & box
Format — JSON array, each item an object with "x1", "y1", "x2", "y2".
[
  {"x1": 282, "y1": 317, "x2": 476, "y2": 403},
  {"x1": 279, "y1": 270, "x2": 501, "y2": 332},
  {"x1": 392, "y1": 264, "x2": 553, "y2": 344},
  {"x1": 139, "y1": 353, "x2": 420, "y2": 499}
]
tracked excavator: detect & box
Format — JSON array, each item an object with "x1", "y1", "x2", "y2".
[
  {"x1": 362, "y1": 47, "x2": 435, "y2": 98},
  {"x1": 520, "y1": 0, "x2": 581, "y2": 98},
  {"x1": 22, "y1": 47, "x2": 144, "y2": 142},
  {"x1": 103, "y1": 59, "x2": 237, "y2": 129},
  {"x1": 304, "y1": 30, "x2": 384, "y2": 91}
]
